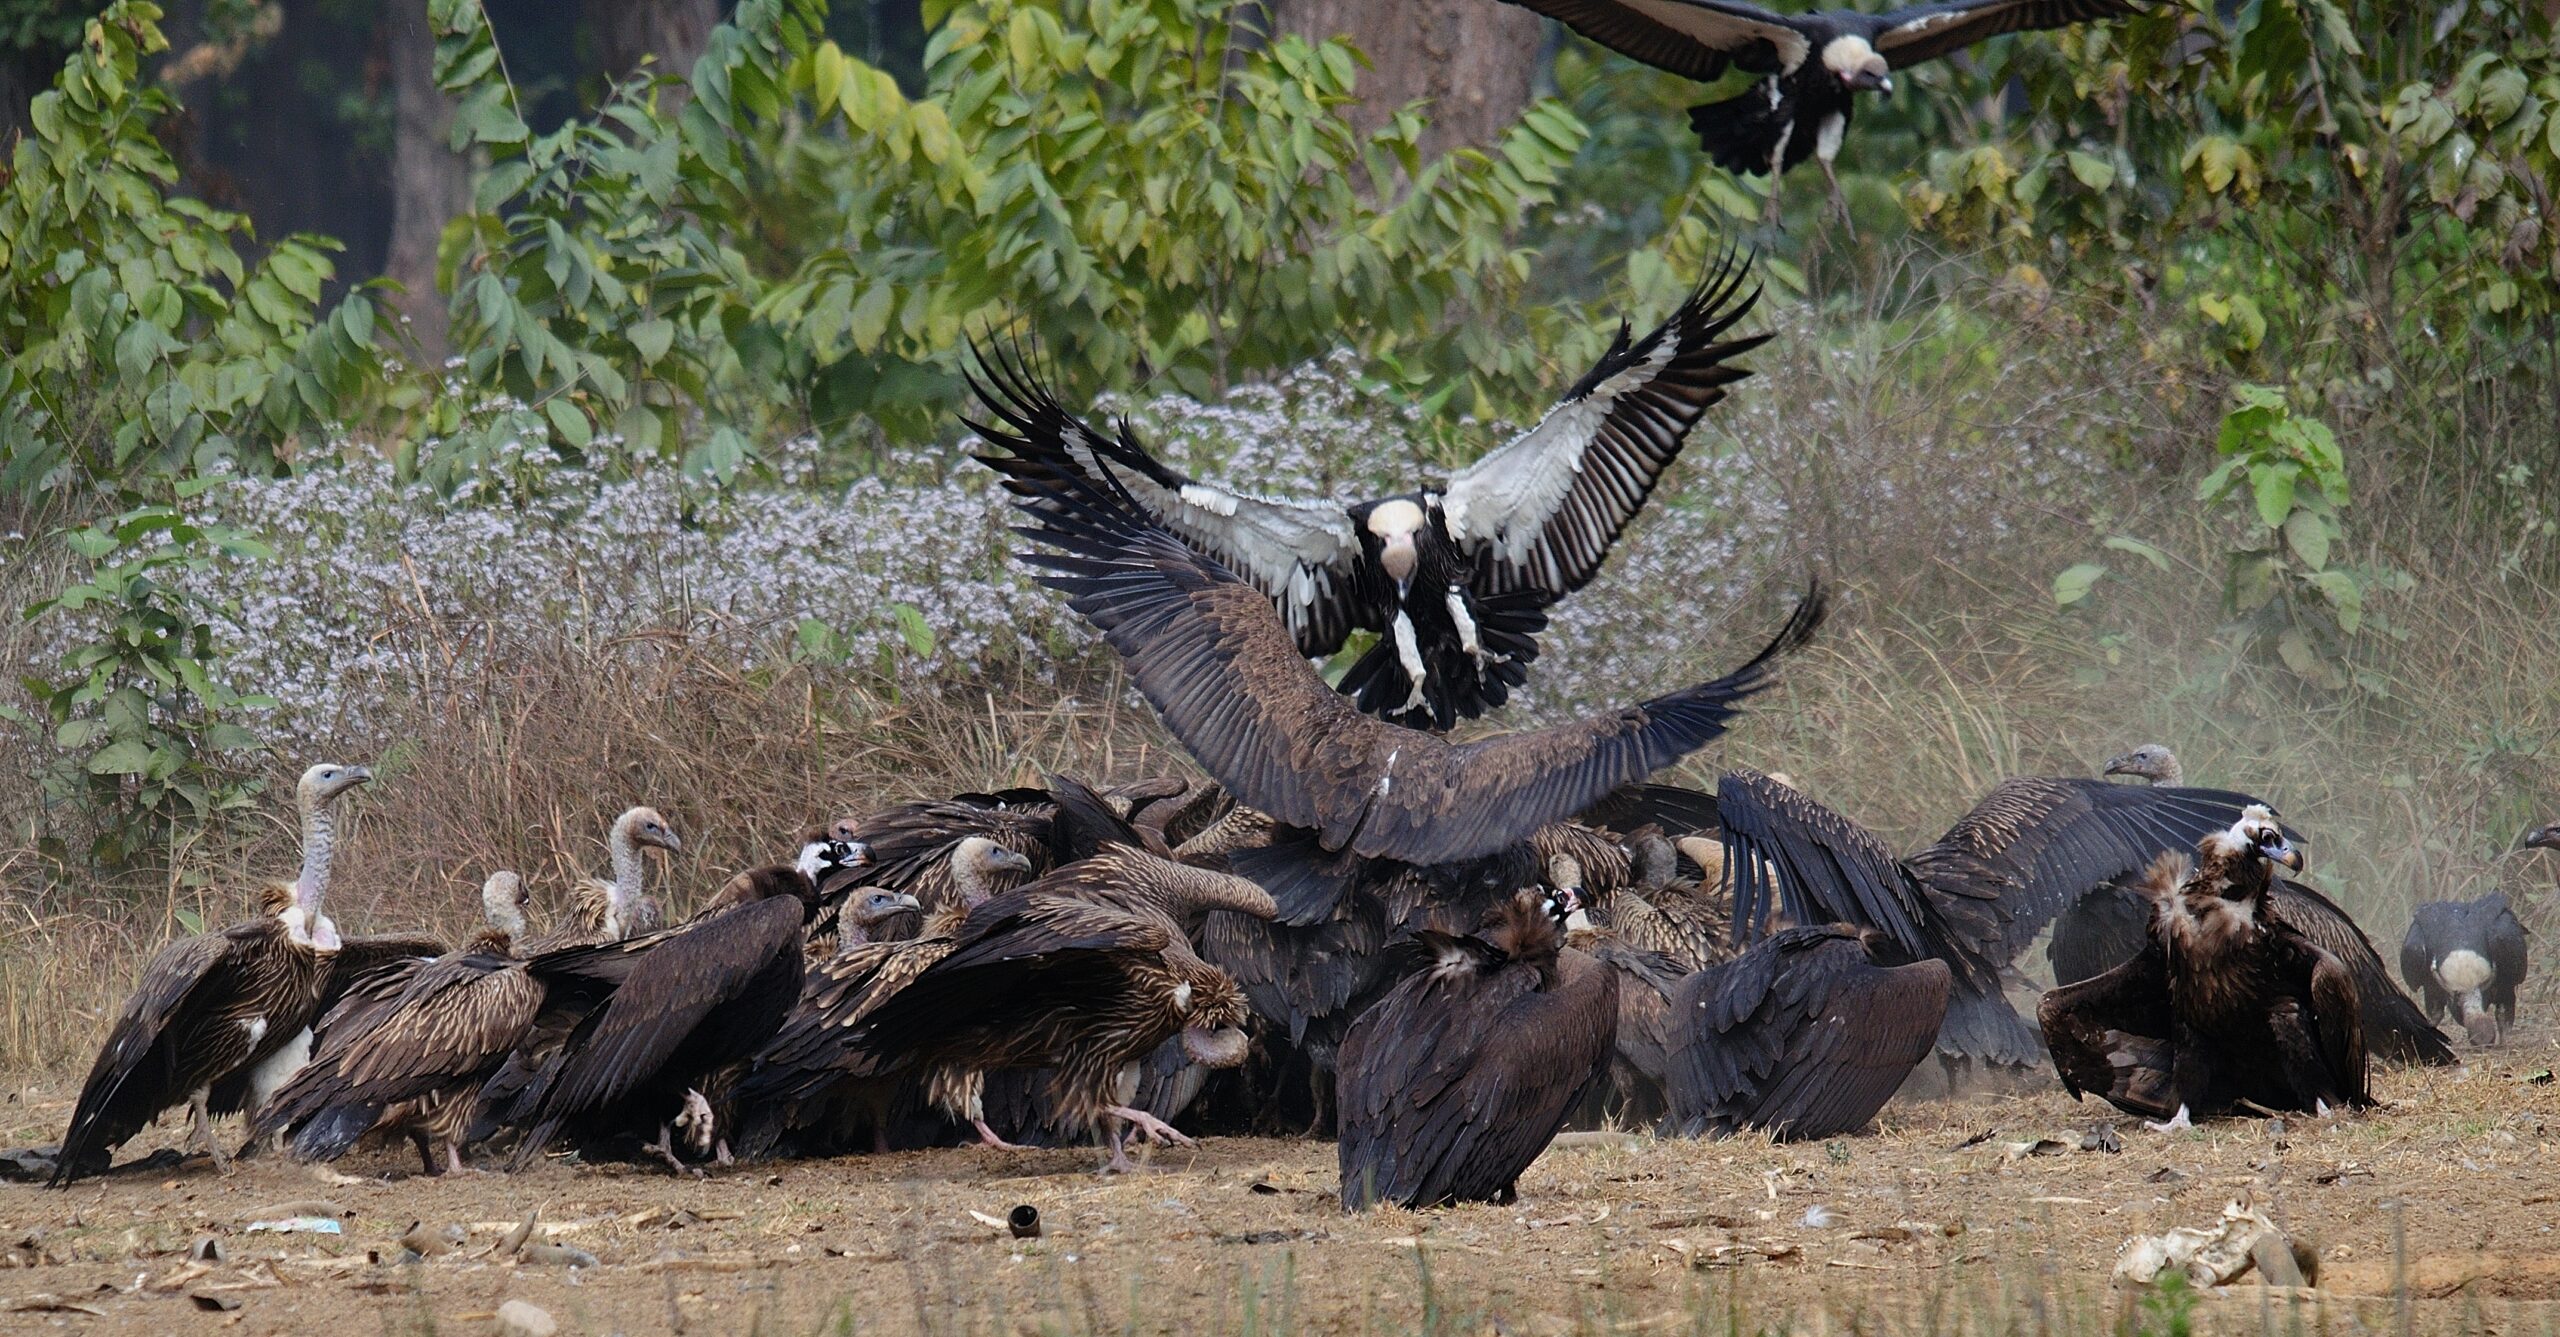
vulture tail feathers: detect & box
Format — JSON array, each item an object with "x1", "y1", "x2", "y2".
[
  {"x1": 1226, "y1": 834, "x2": 1362, "y2": 928},
  {"x1": 286, "y1": 1103, "x2": 384, "y2": 1164},
  {"x1": 1688, "y1": 90, "x2": 1792, "y2": 176},
  {"x1": 1936, "y1": 984, "x2": 2046, "y2": 1069}
]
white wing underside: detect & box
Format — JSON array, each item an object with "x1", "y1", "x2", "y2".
[{"x1": 1612, "y1": 0, "x2": 1812, "y2": 70}]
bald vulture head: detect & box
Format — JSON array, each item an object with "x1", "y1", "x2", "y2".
[
  {"x1": 1364, "y1": 497, "x2": 1427, "y2": 593},
  {"x1": 953, "y1": 836, "x2": 1037, "y2": 904},
  {"x1": 2521, "y1": 823, "x2": 2560, "y2": 852},
  {"x1": 841, "y1": 888, "x2": 923, "y2": 935},
  {"x1": 2103, "y1": 744, "x2": 2183, "y2": 787},
  {"x1": 297, "y1": 762, "x2": 372, "y2": 810},
  {"x1": 793, "y1": 837, "x2": 875, "y2": 900},
  {"x1": 615, "y1": 805, "x2": 683, "y2": 854},
  {"x1": 480, "y1": 871, "x2": 530, "y2": 939},
  {"x1": 2195, "y1": 804, "x2": 2304, "y2": 894},
  {"x1": 1819, "y1": 34, "x2": 1890, "y2": 94}
]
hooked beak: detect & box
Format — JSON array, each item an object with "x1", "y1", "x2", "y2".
[
  {"x1": 1847, "y1": 69, "x2": 1890, "y2": 95},
  {"x1": 2267, "y1": 840, "x2": 2305, "y2": 874},
  {"x1": 2524, "y1": 825, "x2": 2560, "y2": 852},
  {"x1": 884, "y1": 891, "x2": 922, "y2": 914}
]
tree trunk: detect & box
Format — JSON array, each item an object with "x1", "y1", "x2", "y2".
[
  {"x1": 584, "y1": 0, "x2": 725, "y2": 99},
  {"x1": 1268, "y1": 0, "x2": 1544, "y2": 160},
  {"x1": 386, "y1": 0, "x2": 471, "y2": 357}
]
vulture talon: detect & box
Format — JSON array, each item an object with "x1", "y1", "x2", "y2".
[
  {"x1": 970, "y1": 1119, "x2": 1027, "y2": 1153},
  {"x1": 1107, "y1": 1105, "x2": 1191, "y2": 1148},
  {"x1": 2144, "y1": 1106, "x2": 2193, "y2": 1134}
]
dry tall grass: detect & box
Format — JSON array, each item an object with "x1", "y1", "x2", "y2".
[{"x1": 4, "y1": 271, "x2": 2556, "y2": 1083}]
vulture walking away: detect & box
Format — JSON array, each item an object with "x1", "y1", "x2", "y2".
[
  {"x1": 991, "y1": 419, "x2": 1825, "y2": 869},
  {"x1": 2041, "y1": 808, "x2": 2372, "y2": 1127},
  {"x1": 1337, "y1": 890, "x2": 1616, "y2": 1209},
  {"x1": 971, "y1": 256, "x2": 1766, "y2": 730},
  {"x1": 1503, "y1": 0, "x2": 2141, "y2": 221},
  {"x1": 1664, "y1": 923, "x2": 1950, "y2": 1140},
  {"x1": 2400, "y1": 893, "x2": 2526, "y2": 1046},
  {"x1": 52, "y1": 765, "x2": 441, "y2": 1183}
]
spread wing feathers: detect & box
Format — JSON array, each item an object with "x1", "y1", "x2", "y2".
[
  {"x1": 967, "y1": 340, "x2": 1363, "y2": 656},
  {"x1": 2301, "y1": 946, "x2": 2371, "y2": 1103},
  {"x1": 847, "y1": 893, "x2": 1176, "y2": 1072},
  {"x1": 1600, "y1": 889, "x2": 1732, "y2": 973},
  {"x1": 2270, "y1": 881, "x2": 2454, "y2": 1065},
  {"x1": 849, "y1": 799, "x2": 1051, "y2": 914},
  {"x1": 1874, "y1": 0, "x2": 2140, "y2": 68},
  {"x1": 260, "y1": 952, "x2": 545, "y2": 1160},
  {"x1": 1444, "y1": 255, "x2": 1764, "y2": 597},
  {"x1": 498, "y1": 897, "x2": 808, "y2": 1145},
  {"x1": 56, "y1": 928, "x2": 266, "y2": 1182},
  {"x1": 1337, "y1": 950, "x2": 1618, "y2": 1208},
  {"x1": 1501, "y1": 0, "x2": 1810, "y2": 78},
  {"x1": 1667, "y1": 926, "x2": 1950, "y2": 1139},
  {"x1": 317, "y1": 933, "x2": 451, "y2": 1016},
  {"x1": 1576, "y1": 782, "x2": 1725, "y2": 839},
  {"x1": 2036, "y1": 936, "x2": 2177, "y2": 1118},
  {"x1": 1008, "y1": 453, "x2": 1825, "y2": 865},
  {"x1": 2049, "y1": 881, "x2": 2154, "y2": 986},
  {"x1": 1030, "y1": 845, "x2": 1281, "y2": 928},
  {"x1": 1718, "y1": 771, "x2": 1935, "y2": 962},
  {"x1": 1200, "y1": 901, "x2": 1392, "y2": 1044},
  {"x1": 732, "y1": 935, "x2": 958, "y2": 1109}
]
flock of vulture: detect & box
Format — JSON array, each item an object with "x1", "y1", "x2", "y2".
[{"x1": 28, "y1": 0, "x2": 2558, "y2": 1212}]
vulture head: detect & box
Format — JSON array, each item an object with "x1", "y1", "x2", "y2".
[
  {"x1": 480, "y1": 871, "x2": 530, "y2": 939},
  {"x1": 1363, "y1": 497, "x2": 1428, "y2": 595},
  {"x1": 2521, "y1": 823, "x2": 2560, "y2": 852},
  {"x1": 1175, "y1": 967, "x2": 1254, "y2": 1069},
  {"x1": 794, "y1": 838, "x2": 876, "y2": 900},
  {"x1": 1546, "y1": 853, "x2": 1591, "y2": 928},
  {"x1": 953, "y1": 836, "x2": 1037, "y2": 901},
  {"x1": 1820, "y1": 36, "x2": 1891, "y2": 95},
  {"x1": 2103, "y1": 744, "x2": 2183, "y2": 786},
  {"x1": 841, "y1": 888, "x2": 923, "y2": 935},
  {"x1": 297, "y1": 762, "x2": 373, "y2": 809},
  {"x1": 615, "y1": 806, "x2": 684, "y2": 854},
  {"x1": 2193, "y1": 805, "x2": 2303, "y2": 904}
]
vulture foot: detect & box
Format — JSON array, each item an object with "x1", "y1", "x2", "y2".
[
  {"x1": 186, "y1": 1092, "x2": 234, "y2": 1174},
  {"x1": 2144, "y1": 1106, "x2": 2194, "y2": 1134},
  {"x1": 441, "y1": 1144, "x2": 490, "y2": 1177},
  {"x1": 1107, "y1": 1105, "x2": 1193, "y2": 1148},
  {"x1": 713, "y1": 1138, "x2": 734, "y2": 1168},
  {"x1": 645, "y1": 1124, "x2": 705, "y2": 1178},
  {"x1": 970, "y1": 1119, "x2": 1027, "y2": 1152},
  {"x1": 674, "y1": 1088, "x2": 717, "y2": 1155}
]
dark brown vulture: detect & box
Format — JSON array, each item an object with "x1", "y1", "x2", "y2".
[
  {"x1": 521, "y1": 805, "x2": 681, "y2": 952},
  {"x1": 2041, "y1": 808, "x2": 2372, "y2": 1127},
  {"x1": 51, "y1": 765, "x2": 445, "y2": 1184},
  {"x1": 487, "y1": 843, "x2": 861, "y2": 1171},
  {"x1": 1502, "y1": 0, "x2": 2140, "y2": 220},
  {"x1": 2400, "y1": 892, "x2": 2526, "y2": 1046},
  {"x1": 1337, "y1": 891, "x2": 1616, "y2": 1209},
  {"x1": 2055, "y1": 745, "x2": 2455, "y2": 1064},
  {"x1": 989, "y1": 416, "x2": 1825, "y2": 869},
  {"x1": 971, "y1": 260, "x2": 1766, "y2": 731},
  {"x1": 1714, "y1": 768, "x2": 2283, "y2": 1073},
  {"x1": 847, "y1": 890, "x2": 1256, "y2": 1171},
  {"x1": 1664, "y1": 924, "x2": 1949, "y2": 1139}
]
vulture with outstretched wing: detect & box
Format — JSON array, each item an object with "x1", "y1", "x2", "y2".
[
  {"x1": 993, "y1": 423, "x2": 1825, "y2": 869},
  {"x1": 1504, "y1": 0, "x2": 2140, "y2": 218},
  {"x1": 1716, "y1": 769, "x2": 2281, "y2": 1071},
  {"x1": 1665, "y1": 923, "x2": 1950, "y2": 1139},
  {"x1": 973, "y1": 256, "x2": 1766, "y2": 730}
]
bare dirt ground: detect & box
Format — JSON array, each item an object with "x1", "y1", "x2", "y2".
[{"x1": 0, "y1": 1035, "x2": 2556, "y2": 1336}]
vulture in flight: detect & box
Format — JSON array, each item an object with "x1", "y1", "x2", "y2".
[
  {"x1": 1713, "y1": 768, "x2": 2282, "y2": 1072},
  {"x1": 2400, "y1": 892, "x2": 2526, "y2": 1046},
  {"x1": 972, "y1": 254, "x2": 1767, "y2": 730},
  {"x1": 991, "y1": 416, "x2": 1827, "y2": 869},
  {"x1": 52, "y1": 764, "x2": 444, "y2": 1184},
  {"x1": 2057, "y1": 745, "x2": 2455, "y2": 1064},
  {"x1": 2040, "y1": 808, "x2": 2372, "y2": 1126},
  {"x1": 1664, "y1": 923, "x2": 1949, "y2": 1140},
  {"x1": 1503, "y1": 0, "x2": 2142, "y2": 219},
  {"x1": 1337, "y1": 890, "x2": 1617, "y2": 1209}
]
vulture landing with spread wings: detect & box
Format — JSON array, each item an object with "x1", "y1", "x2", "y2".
[
  {"x1": 972, "y1": 256, "x2": 1765, "y2": 730},
  {"x1": 1503, "y1": 0, "x2": 2140, "y2": 221}
]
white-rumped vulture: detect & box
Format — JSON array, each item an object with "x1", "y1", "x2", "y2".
[
  {"x1": 2041, "y1": 808, "x2": 2372, "y2": 1127},
  {"x1": 1665, "y1": 923, "x2": 1948, "y2": 1139},
  {"x1": 972, "y1": 256, "x2": 1766, "y2": 731},
  {"x1": 1713, "y1": 768, "x2": 2282, "y2": 1072},
  {"x1": 992, "y1": 423, "x2": 1825, "y2": 870},
  {"x1": 52, "y1": 764, "x2": 442, "y2": 1184},
  {"x1": 1337, "y1": 890, "x2": 1616, "y2": 1209},
  {"x1": 2400, "y1": 892, "x2": 2526, "y2": 1046},
  {"x1": 1502, "y1": 0, "x2": 2140, "y2": 218}
]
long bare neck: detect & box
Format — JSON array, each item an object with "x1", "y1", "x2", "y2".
[
  {"x1": 296, "y1": 803, "x2": 338, "y2": 914},
  {"x1": 2156, "y1": 756, "x2": 2185, "y2": 786},
  {"x1": 608, "y1": 824, "x2": 647, "y2": 927},
  {"x1": 838, "y1": 920, "x2": 874, "y2": 951}
]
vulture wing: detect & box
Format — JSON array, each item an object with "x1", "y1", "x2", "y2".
[
  {"x1": 1667, "y1": 926, "x2": 1950, "y2": 1139},
  {"x1": 2035, "y1": 935, "x2": 2177, "y2": 1118},
  {"x1": 1500, "y1": 0, "x2": 1811, "y2": 79},
  {"x1": 317, "y1": 932, "x2": 450, "y2": 1016},
  {"x1": 1005, "y1": 450, "x2": 1823, "y2": 866},
  {"x1": 1872, "y1": 0, "x2": 2140, "y2": 68},
  {"x1": 968, "y1": 343, "x2": 1365, "y2": 657},
  {"x1": 2303, "y1": 944, "x2": 2371, "y2": 1104},
  {"x1": 1717, "y1": 770, "x2": 1933, "y2": 960},
  {"x1": 1441, "y1": 258, "x2": 1765, "y2": 598},
  {"x1": 54, "y1": 928, "x2": 258, "y2": 1183},
  {"x1": 2271, "y1": 879, "x2": 2454, "y2": 1064},
  {"x1": 2397, "y1": 904, "x2": 2449, "y2": 993},
  {"x1": 2482, "y1": 895, "x2": 2527, "y2": 1004},
  {"x1": 731, "y1": 935, "x2": 958, "y2": 1109},
  {"x1": 261, "y1": 949, "x2": 545, "y2": 1160},
  {"x1": 847, "y1": 893, "x2": 1175, "y2": 1073},
  {"x1": 1576, "y1": 781, "x2": 1725, "y2": 839}
]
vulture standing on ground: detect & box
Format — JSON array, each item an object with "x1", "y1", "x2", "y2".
[
  {"x1": 2059, "y1": 744, "x2": 2455, "y2": 1064},
  {"x1": 847, "y1": 887, "x2": 1260, "y2": 1172},
  {"x1": 52, "y1": 765, "x2": 441, "y2": 1183},
  {"x1": 1337, "y1": 890, "x2": 1617, "y2": 1209},
  {"x1": 971, "y1": 256, "x2": 1767, "y2": 730},
  {"x1": 1712, "y1": 767, "x2": 2280, "y2": 1072},
  {"x1": 2041, "y1": 808, "x2": 2371, "y2": 1126},
  {"x1": 1664, "y1": 922, "x2": 1950, "y2": 1139},
  {"x1": 2400, "y1": 892, "x2": 2526, "y2": 1046},
  {"x1": 985, "y1": 410, "x2": 1826, "y2": 869},
  {"x1": 523, "y1": 806, "x2": 680, "y2": 951},
  {"x1": 488, "y1": 843, "x2": 862, "y2": 1171},
  {"x1": 1501, "y1": 0, "x2": 2141, "y2": 221}
]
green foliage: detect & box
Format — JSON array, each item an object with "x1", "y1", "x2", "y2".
[
  {"x1": 0, "y1": 1, "x2": 389, "y2": 499},
  {"x1": 763, "y1": 0, "x2": 1592, "y2": 439},
  {"x1": 2130, "y1": 1271, "x2": 2198, "y2": 1337},
  {"x1": 21, "y1": 503, "x2": 277, "y2": 868}
]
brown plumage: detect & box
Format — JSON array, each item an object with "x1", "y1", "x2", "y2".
[
  {"x1": 987, "y1": 427, "x2": 1825, "y2": 867},
  {"x1": 1337, "y1": 891, "x2": 1617, "y2": 1209},
  {"x1": 2041, "y1": 809, "x2": 2371, "y2": 1125},
  {"x1": 521, "y1": 806, "x2": 681, "y2": 952},
  {"x1": 53, "y1": 764, "x2": 405, "y2": 1183}
]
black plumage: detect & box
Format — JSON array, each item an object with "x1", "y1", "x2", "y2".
[
  {"x1": 1664, "y1": 924, "x2": 1950, "y2": 1139},
  {"x1": 2400, "y1": 893, "x2": 2526, "y2": 1046},
  {"x1": 971, "y1": 258, "x2": 1766, "y2": 730},
  {"x1": 1337, "y1": 892, "x2": 1617, "y2": 1209}
]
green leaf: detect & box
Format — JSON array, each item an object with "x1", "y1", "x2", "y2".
[
  {"x1": 2101, "y1": 535, "x2": 2172, "y2": 572},
  {"x1": 2064, "y1": 150, "x2": 2115, "y2": 191},
  {"x1": 889, "y1": 602, "x2": 937, "y2": 659},
  {"x1": 86, "y1": 739, "x2": 153, "y2": 775},
  {"x1": 2312, "y1": 570, "x2": 2364, "y2": 633},
  {"x1": 544, "y1": 398, "x2": 594, "y2": 450},
  {"x1": 2250, "y1": 464, "x2": 2297, "y2": 529},
  {"x1": 2052, "y1": 562, "x2": 2107, "y2": 607},
  {"x1": 629, "y1": 318, "x2": 676, "y2": 366},
  {"x1": 2283, "y1": 510, "x2": 2331, "y2": 571}
]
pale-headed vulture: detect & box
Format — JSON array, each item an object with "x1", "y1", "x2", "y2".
[
  {"x1": 971, "y1": 255, "x2": 1767, "y2": 731},
  {"x1": 2400, "y1": 892, "x2": 2526, "y2": 1046}
]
